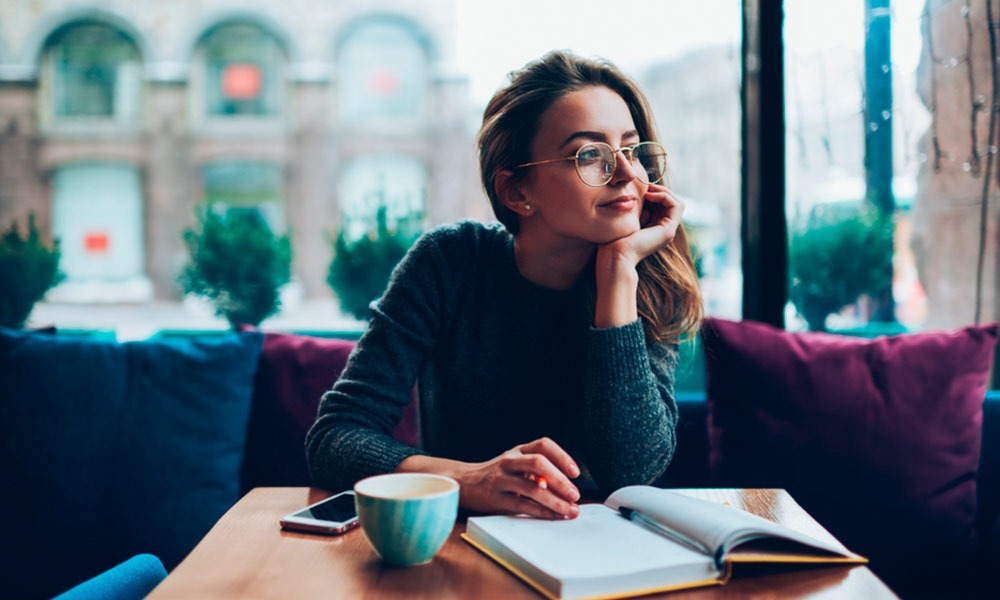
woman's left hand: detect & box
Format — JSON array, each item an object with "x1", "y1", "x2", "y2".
[
  {"x1": 592, "y1": 184, "x2": 684, "y2": 328},
  {"x1": 601, "y1": 183, "x2": 684, "y2": 266}
]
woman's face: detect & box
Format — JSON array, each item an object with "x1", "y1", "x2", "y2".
[{"x1": 519, "y1": 85, "x2": 647, "y2": 246}]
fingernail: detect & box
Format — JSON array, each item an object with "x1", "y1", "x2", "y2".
[
  {"x1": 569, "y1": 488, "x2": 580, "y2": 502},
  {"x1": 570, "y1": 463, "x2": 580, "y2": 478}
]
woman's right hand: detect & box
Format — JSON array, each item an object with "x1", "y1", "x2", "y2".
[{"x1": 396, "y1": 437, "x2": 582, "y2": 519}]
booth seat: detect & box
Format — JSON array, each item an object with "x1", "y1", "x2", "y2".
[{"x1": 1, "y1": 319, "x2": 996, "y2": 599}]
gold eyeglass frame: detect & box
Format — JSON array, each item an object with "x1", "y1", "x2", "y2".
[{"x1": 514, "y1": 141, "x2": 667, "y2": 187}]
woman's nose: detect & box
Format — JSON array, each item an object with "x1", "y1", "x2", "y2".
[{"x1": 609, "y1": 149, "x2": 639, "y2": 185}]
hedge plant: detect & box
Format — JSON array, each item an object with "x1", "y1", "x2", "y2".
[
  {"x1": 327, "y1": 206, "x2": 420, "y2": 321},
  {"x1": 0, "y1": 213, "x2": 63, "y2": 329},
  {"x1": 788, "y1": 204, "x2": 892, "y2": 331},
  {"x1": 180, "y1": 206, "x2": 292, "y2": 328}
]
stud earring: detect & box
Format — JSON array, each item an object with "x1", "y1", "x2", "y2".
[{"x1": 524, "y1": 204, "x2": 532, "y2": 211}]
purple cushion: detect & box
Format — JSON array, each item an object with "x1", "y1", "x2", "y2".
[
  {"x1": 702, "y1": 317, "x2": 997, "y2": 594},
  {"x1": 240, "y1": 332, "x2": 418, "y2": 492}
]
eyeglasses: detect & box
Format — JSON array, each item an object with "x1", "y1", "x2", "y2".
[{"x1": 515, "y1": 141, "x2": 667, "y2": 187}]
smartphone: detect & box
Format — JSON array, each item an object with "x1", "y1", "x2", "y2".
[{"x1": 279, "y1": 490, "x2": 359, "y2": 535}]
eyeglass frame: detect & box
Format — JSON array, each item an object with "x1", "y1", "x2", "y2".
[{"x1": 514, "y1": 141, "x2": 668, "y2": 187}]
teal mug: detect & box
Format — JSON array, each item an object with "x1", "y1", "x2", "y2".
[{"x1": 354, "y1": 473, "x2": 459, "y2": 566}]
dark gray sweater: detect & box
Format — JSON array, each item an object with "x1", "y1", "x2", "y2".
[{"x1": 305, "y1": 220, "x2": 679, "y2": 494}]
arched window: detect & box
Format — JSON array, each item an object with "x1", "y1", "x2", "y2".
[
  {"x1": 338, "y1": 155, "x2": 426, "y2": 241},
  {"x1": 195, "y1": 22, "x2": 285, "y2": 117},
  {"x1": 202, "y1": 162, "x2": 285, "y2": 231},
  {"x1": 337, "y1": 20, "x2": 428, "y2": 123},
  {"x1": 41, "y1": 22, "x2": 142, "y2": 123}
]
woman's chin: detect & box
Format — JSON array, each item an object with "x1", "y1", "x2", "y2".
[{"x1": 600, "y1": 219, "x2": 641, "y2": 243}]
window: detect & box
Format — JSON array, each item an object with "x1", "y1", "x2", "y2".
[
  {"x1": 196, "y1": 23, "x2": 285, "y2": 117},
  {"x1": 52, "y1": 163, "x2": 145, "y2": 282},
  {"x1": 784, "y1": 1, "x2": 929, "y2": 333},
  {"x1": 202, "y1": 162, "x2": 285, "y2": 231},
  {"x1": 643, "y1": 46, "x2": 742, "y2": 320},
  {"x1": 337, "y1": 19, "x2": 428, "y2": 123},
  {"x1": 41, "y1": 22, "x2": 142, "y2": 123},
  {"x1": 337, "y1": 155, "x2": 426, "y2": 241}
]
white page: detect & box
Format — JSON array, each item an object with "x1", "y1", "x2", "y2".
[
  {"x1": 468, "y1": 504, "x2": 711, "y2": 580},
  {"x1": 605, "y1": 487, "x2": 852, "y2": 558}
]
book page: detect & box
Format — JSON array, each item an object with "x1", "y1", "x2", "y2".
[
  {"x1": 605, "y1": 487, "x2": 854, "y2": 560},
  {"x1": 466, "y1": 504, "x2": 716, "y2": 582}
]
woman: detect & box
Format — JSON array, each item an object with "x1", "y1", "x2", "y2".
[{"x1": 306, "y1": 50, "x2": 702, "y2": 520}]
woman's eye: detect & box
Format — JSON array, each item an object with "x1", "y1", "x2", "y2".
[{"x1": 576, "y1": 148, "x2": 603, "y2": 164}]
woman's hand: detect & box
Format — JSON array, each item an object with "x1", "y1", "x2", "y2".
[
  {"x1": 599, "y1": 183, "x2": 685, "y2": 267},
  {"x1": 592, "y1": 184, "x2": 684, "y2": 328},
  {"x1": 396, "y1": 437, "x2": 581, "y2": 519}
]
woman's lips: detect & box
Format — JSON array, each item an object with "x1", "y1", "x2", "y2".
[{"x1": 598, "y1": 197, "x2": 637, "y2": 211}]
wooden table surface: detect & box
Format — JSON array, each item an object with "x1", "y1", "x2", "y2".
[{"x1": 147, "y1": 487, "x2": 898, "y2": 599}]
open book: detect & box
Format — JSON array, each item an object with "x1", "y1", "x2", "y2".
[{"x1": 462, "y1": 487, "x2": 866, "y2": 600}]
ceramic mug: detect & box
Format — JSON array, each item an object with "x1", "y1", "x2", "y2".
[{"x1": 354, "y1": 473, "x2": 459, "y2": 566}]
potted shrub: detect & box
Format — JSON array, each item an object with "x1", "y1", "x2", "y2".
[
  {"x1": 788, "y1": 204, "x2": 892, "y2": 331},
  {"x1": 0, "y1": 213, "x2": 64, "y2": 329},
  {"x1": 179, "y1": 206, "x2": 292, "y2": 328},
  {"x1": 327, "y1": 206, "x2": 420, "y2": 321}
]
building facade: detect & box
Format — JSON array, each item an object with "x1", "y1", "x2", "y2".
[{"x1": 0, "y1": 0, "x2": 485, "y2": 302}]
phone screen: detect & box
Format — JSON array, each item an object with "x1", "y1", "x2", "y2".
[{"x1": 292, "y1": 493, "x2": 357, "y2": 523}]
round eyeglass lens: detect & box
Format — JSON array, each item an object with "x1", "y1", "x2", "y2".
[
  {"x1": 574, "y1": 144, "x2": 615, "y2": 186},
  {"x1": 574, "y1": 142, "x2": 667, "y2": 186},
  {"x1": 633, "y1": 142, "x2": 667, "y2": 185}
]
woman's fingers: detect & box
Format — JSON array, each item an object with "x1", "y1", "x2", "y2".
[
  {"x1": 632, "y1": 185, "x2": 684, "y2": 258},
  {"x1": 454, "y1": 438, "x2": 582, "y2": 519},
  {"x1": 519, "y1": 437, "x2": 580, "y2": 479},
  {"x1": 505, "y1": 472, "x2": 581, "y2": 519},
  {"x1": 496, "y1": 492, "x2": 570, "y2": 520},
  {"x1": 503, "y1": 453, "x2": 581, "y2": 505},
  {"x1": 484, "y1": 438, "x2": 582, "y2": 518},
  {"x1": 642, "y1": 185, "x2": 683, "y2": 229}
]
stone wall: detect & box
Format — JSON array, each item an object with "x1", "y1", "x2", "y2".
[{"x1": 915, "y1": 0, "x2": 1000, "y2": 328}]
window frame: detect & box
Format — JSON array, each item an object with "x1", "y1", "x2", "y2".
[
  {"x1": 334, "y1": 17, "x2": 431, "y2": 128},
  {"x1": 38, "y1": 21, "x2": 144, "y2": 133},
  {"x1": 742, "y1": 0, "x2": 788, "y2": 327},
  {"x1": 189, "y1": 21, "x2": 288, "y2": 131}
]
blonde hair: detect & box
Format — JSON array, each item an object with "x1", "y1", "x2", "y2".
[{"x1": 477, "y1": 51, "x2": 703, "y2": 343}]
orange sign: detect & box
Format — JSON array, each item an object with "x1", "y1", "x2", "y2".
[
  {"x1": 84, "y1": 232, "x2": 110, "y2": 253},
  {"x1": 223, "y1": 63, "x2": 262, "y2": 99}
]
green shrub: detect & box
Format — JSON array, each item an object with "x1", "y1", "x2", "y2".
[
  {"x1": 0, "y1": 213, "x2": 64, "y2": 329},
  {"x1": 788, "y1": 204, "x2": 892, "y2": 331},
  {"x1": 180, "y1": 206, "x2": 292, "y2": 328},
  {"x1": 327, "y1": 206, "x2": 420, "y2": 321}
]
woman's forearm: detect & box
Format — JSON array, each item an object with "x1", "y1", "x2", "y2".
[
  {"x1": 579, "y1": 323, "x2": 679, "y2": 490},
  {"x1": 396, "y1": 454, "x2": 469, "y2": 480},
  {"x1": 593, "y1": 256, "x2": 639, "y2": 328}
]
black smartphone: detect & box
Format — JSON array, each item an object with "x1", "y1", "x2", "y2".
[{"x1": 279, "y1": 490, "x2": 359, "y2": 535}]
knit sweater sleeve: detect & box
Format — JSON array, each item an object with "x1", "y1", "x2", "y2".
[
  {"x1": 580, "y1": 320, "x2": 680, "y2": 491},
  {"x1": 305, "y1": 225, "x2": 467, "y2": 492}
]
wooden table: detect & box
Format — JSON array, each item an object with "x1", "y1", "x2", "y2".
[{"x1": 147, "y1": 487, "x2": 898, "y2": 599}]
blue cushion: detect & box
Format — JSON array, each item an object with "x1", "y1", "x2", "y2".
[
  {"x1": 54, "y1": 554, "x2": 167, "y2": 600},
  {"x1": 0, "y1": 328, "x2": 263, "y2": 599}
]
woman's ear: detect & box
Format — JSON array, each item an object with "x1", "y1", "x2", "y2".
[{"x1": 495, "y1": 170, "x2": 535, "y2": 216}]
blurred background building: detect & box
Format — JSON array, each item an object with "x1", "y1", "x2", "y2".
[{"x1": 0, "y1": 0, "x2": 484, "y2": 305}]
